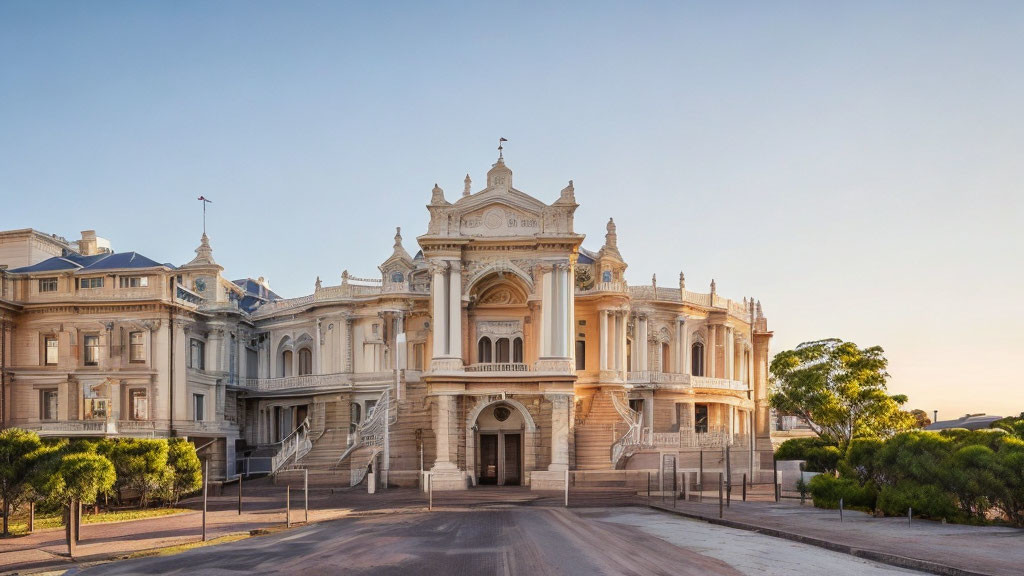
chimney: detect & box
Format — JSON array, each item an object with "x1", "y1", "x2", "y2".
[
  {"x1": 78, "y1": 230, "x2": 98, "y2": 256},
  {"x1": 933, "y1": 410, "x2": 938, "y2": 423}
]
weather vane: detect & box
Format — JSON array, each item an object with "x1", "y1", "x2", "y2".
[
  {"x1": 498, "y1": 137, "x2": 507, "y2": 159},
  {"x1": 197, "y1": 196, "x2": 212, "y2": 234}
]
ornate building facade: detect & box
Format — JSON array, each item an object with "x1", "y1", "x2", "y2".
[{"x1": 0, "y1": 153, "x2": 772, "y2": 488}]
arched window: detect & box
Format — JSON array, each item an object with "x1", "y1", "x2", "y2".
[
  {"x1": 298, "y1": 348, "x2": 313, "y2": 375},
  {"x1": 478, "y1": 337, "x2": 492, "y2": 363},
  {"x1": 495, "y1": 338, "x2": 510, "y2": 363},
  {"x1": 661, "y1": 342, "x2": 670, "y2": 373},
  {"x1": 280, "y1": 350, "x2": 293, "y2": 377},
  {"x1": 691, "y1": 342, "x2": 705, "y2": 376},
  {"x1": 513, "y1": 337, "x2": 523, "y2": 363},
  {"x1": 350, "y1": 402, "x2": 361, "y2": 433},
  {"x1": 626, "y1": 339, "x2": 632, "y2": 371}
]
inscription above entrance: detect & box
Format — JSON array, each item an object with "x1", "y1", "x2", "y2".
[{"x1": 461, "y1": 205, "x2": 540, "y2": 237}]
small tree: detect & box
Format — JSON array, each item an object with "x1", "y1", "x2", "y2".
[
  {"x1": 769, "y1": 338, "x2": 914, "y2": 447},
  {"x1": 909, "y1": 409, "x2": 932, "y2": 429},
  {"x1": 0, "y1": 428, "x2": 43, "y2": 535},
  {"x1": 103, "y1": 439, "x2": 169, "y2": 507},
  {"x1": 166, "y1": 439, "x2": 202, "y2": 505}
]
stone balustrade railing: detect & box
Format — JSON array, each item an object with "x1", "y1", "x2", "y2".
[
  {"x1": 626, "y1": 371, "x2": 691, "y2": 386},
  {"x1": 244, "y1": 372, "x2": 353, "y2": 392},
  {"x1": 690, "y1": 376, "x2": 749, "y2": 391},
  {"x1": 576, "y1": 281, "x2": 628, "y2": 295},
  {"x1": 465, "y1": 362, "x2": 530, "y2": 373}
]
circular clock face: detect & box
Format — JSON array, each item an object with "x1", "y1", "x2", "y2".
[{"x1": 493, "y1": 406, "x2": 512, "y2": 422}]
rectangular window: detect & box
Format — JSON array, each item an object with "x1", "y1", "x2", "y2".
[
  {"x1": 694, "y1": 404, "x2": 709, "y2": 434},
  {"x1": 38, "y1": 278, "x2": 58, "y2": 292},
  {"x1": 193, "y1": 394, "x2": 205, "y2": 421},
  {"x1": 129, "y1": 331, "x2": 145, "y2": 362},
  {"x1": 44, "y1": 336, "x2": 59, "y2": 365},
  {"x1": 40, "y1": 389, "x2": 58, "y2": 420},
  {"x1": 83, "y1": 334, "x2": 100, "y2": 366},
  {"x1": 130, "y1": 389, "x2": 148, "y2": 420},
  {"x1": 188, "y1": 339, "x2": 205, "y2": 370},
  {"x1": 81, "y1": 277, "x2": 104, "y2": 289},
  {"x1": 413, "y1": 343, "x2": 424, "y2": 370},
  {"x1": 119, "y1": 276, "x2": 149, "y2": 288},
  {"x1": 575, "y1": 340, "x2": 586, "y2": 370},
  {"x1": 365, "y1": 399, "x2": 377, "y2": 419}
]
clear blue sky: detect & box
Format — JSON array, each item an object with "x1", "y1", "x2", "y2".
[{"x1": 2, "y1": 1, "x2": 1022, "y2": 420}]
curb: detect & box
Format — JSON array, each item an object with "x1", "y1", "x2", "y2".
[{"x1": 648, "y1": 504, "x2": 998, "y2": 576}]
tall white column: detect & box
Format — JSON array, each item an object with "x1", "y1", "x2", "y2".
[
  {"x1": 540, "y1": 268, "x2": 552, "y2": 357},
  {"x1": 314, "y1": 318, "x2": 322, "y2": 374},
  {"x1": 638, "y1": 315, "x2": 648, "y2": 371},
  {"x1": 432, "y1": 395, "x2": 457, "y2": 470},
  {"x1": 565, "y1": 264, "x2": 575, "y2": 360},
  {"x1": 708, "y1": 325, "x2": 717, "y2": 378},
  {"x1": 682, "y1": 318, "x2": 691, "y2": 375},
  {"x1": 448, "y1": 264, "x2": 461, "y2": 361},
  {"x1": 548, "y1": 395, "x2": 570, "y2": 471},
  {"x1": 599, "y1": 309, "x2": 608, "y2": 370},
  {"x1": 431, "y1": 264, "x2": 447, "y2": 358}
]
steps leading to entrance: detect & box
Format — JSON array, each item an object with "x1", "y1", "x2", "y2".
[{"x1": 574, "y1": 392, "x2": 621, "y2": 470}]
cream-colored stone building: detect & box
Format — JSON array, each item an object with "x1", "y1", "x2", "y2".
[{"x1": 0, "y1": 153, "x2": 772, "y2": 488}]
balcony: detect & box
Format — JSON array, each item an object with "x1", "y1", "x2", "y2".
[
  {"x1": 29, "y1": 420, "x2": 110, "y2": 435},
  {"x1": 576, "y1": 281, "x2": 628, "y2": 296}
]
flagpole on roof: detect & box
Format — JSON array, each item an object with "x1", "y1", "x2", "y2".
[{"x1": 197, "y1": 196, "x2": 213, "y2": 235}]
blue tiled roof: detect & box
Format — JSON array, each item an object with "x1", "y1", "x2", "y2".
[
  {"x1": 577, "y1": 247, "x2": 598, "y2": 265},
  {"x1": 232, "y1": 278, "x2": 281, "y2": 313},
  {"x1": 10, "y1": 252, "x2": 173, "y2": 274}
]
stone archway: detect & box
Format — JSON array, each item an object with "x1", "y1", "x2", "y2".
[{"x1": 466, "y1": 398, "x2": 538, "y2": 486}]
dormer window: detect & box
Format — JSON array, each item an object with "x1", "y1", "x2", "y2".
[
  {"x1": 602, "y1": 270, "x2": 612, "y2": 283},
  {"x1": 390, "y1": 271, "x2": 404, "y2": 283}
]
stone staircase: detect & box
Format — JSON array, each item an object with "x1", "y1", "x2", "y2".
[
  {"x1": 279, "y1": 399, "x2": 355, "y2": 486},
  {"x1": 574, "y1": 391, "x2": 621, "y2": 470}
]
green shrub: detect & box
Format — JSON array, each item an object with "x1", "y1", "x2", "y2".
[
  {"x1": 775, "y1": 437, "x2": 841, "y2": 472},
  {"x1": 877, "y1": 481, "x2": 959, "y2": 521},
  {"x1": 166, "y1": 439, "x2": 202, "y2": 504},
  {"x1": 103, "y1": 438, "x2": 171, "y2": 507},
  {"x1": 808, "y1": 473, "x2": 876, "y2": 510}
]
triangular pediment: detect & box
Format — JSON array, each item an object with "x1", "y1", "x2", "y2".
[{"x1": 454, "y1": 197, "x2": 544, "y2": 237}]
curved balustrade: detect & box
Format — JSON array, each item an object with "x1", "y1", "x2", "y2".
[
  {"x1": 626, "y1": 371, "x2": 690, "y2": 386},
  {"x1": 271, "y1": 417, "x2": 312, "y2": 473}
]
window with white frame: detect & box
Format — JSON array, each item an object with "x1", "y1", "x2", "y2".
[
  {"x1": 38, "y1": 277, "x2": 58, "y2": 293},
  {"x1": 44, "y1": 336, "x2": 59, "y2": 365},
  {"x1": 81, "y1": 277, "x2": 104, "y2": 289},
  {"x1": 188, "y1": 339, "x2": 205, "y2": 370},
  {"x1": 129, "y1": 388, "x2": 148, "y2": 420}
]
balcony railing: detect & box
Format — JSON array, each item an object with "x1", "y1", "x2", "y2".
[
  {"x1": 243, "y1": 372, "x2": 353, "y2": 392},
  {"x1": 576, "y1": 280, "x2": 628, "y2": 295},
  {"x1": 626, "y1": 371, "x2": 691, "y2": 386},
  {"x1": 690, "y1": 376, "x2": 749, "y2": 391},
  {"x1": 465, "y1": 362, "x2": 530, "y2": 373},
  {"x1": 31, "y1": 420, "x2": 108, "y2": 433}
]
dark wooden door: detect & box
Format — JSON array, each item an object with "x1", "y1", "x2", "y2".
[
  {"x1": 479, "y1": 434, "x2": 498, "y2": 485},
  {"x1": 503, "y1": 434, "x2": 521, "y2": 486}
]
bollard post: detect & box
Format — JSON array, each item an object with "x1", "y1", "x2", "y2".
[
  {"x1": 28, "y1": 501, "x2": 35, "y2": 533},
  {"x1": 428, "y1": 473, "x2": 433, "y2": 511},
  {"x1": 742, "y1": 474, "x2": 747, "y2": 502},
  {"x1": 286, "y1": 486, "x2": 291, "y2": 528},
  {"x1": 67, "y1": 500, "x2": 77, "y2": 558},
  {"x1": 647, "y1": 472, "x2": 651, "y2": 507},
  {"x1": 202, "y1": 459, "x2": 208, "y2": 542},
  {"x1": 698, "y1": 450, "x2": 704, "y2": 503},
  {"x1": 773, "y1": 454, "x2": 779, "y2": 503},
  {"x1": 840, "y1": 498, "x2": 844, "y2": 523},
  {"x1": 564, "y1": 469, "x2": 569, "y2": 508},
  {"x1": 304, "y1": 469, "x2": 309, "y2": 523},
  {"x1": 725, "y1": 446, "x2": 731, "y2": 507},
  {"x1": 718, "y1": 473, "x2": 724, "y2": 519},
  {"x1": 908, "y1": 507, "x2": 912, "y2": 525},
  {"x1": 238, "y1": 472, "x2": 243, "y2": 516},
  {"x1": 74, "y1": 500, "x2": 81, "y2": 543}
]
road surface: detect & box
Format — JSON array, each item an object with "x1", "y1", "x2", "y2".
[{"x1": 74, "y1": 506, "x2": 924, "y2": 576}]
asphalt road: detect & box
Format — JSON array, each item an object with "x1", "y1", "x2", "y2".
[{"x1": 73, "y1": 507, "x2": 924, "y2": 576}]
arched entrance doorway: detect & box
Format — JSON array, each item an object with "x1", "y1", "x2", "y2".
[{"x1": 467, "y1": 399, "x2": 537, "y2": 486}]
